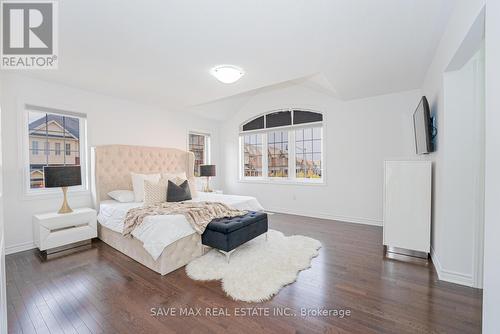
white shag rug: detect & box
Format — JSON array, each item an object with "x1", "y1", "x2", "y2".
[{"x1": 186, "y1": 229, "x2": 321, "y2": 302}]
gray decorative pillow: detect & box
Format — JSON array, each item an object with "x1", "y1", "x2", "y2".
[{"x1": 166, "y1": 180, "x2": 192, "y2": 202}]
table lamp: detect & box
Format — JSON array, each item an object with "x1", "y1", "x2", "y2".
[
  {"x1": 43, "y1": 166, "x2": 82, "y2": 214},
  {"x1": 199, "y1": 164, "x2": 216, "y2": 192}
]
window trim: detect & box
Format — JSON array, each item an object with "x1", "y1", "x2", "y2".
[
  {"x1": 21, "y1": 104, "x2": 89, "y2": 198},
  {"x1": 187, "y1": 130, "x2": 211, "y2": 177},
  {"x1": 239, "y1": 109, "x2": 326, "y2": 185}
]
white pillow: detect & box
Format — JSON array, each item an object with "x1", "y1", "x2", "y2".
[
  {"x1": 108, "y1": 190, "x2": 135, "y2": 203},
  {"x1": 162, "y1": 172, "x2": 187, "y2": 183},
  {"x1": 131, "y1": 172, "x2": 161, "y2": 202}
]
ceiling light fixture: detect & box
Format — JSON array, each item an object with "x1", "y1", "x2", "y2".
[{"x1": 210, "y1": 65, "x2": 245, "y2": 84}]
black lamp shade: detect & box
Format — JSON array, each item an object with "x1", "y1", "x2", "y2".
[
  {"x1": 199, "y1": 165, "x2": 216, "y2": 177},
  {"x1": 43, "y1": 166, "x2": 82, "y2": 188}
]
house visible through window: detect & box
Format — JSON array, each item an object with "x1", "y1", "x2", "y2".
[
  {"x1": 243, "y1": 133, "x2": 263, "y2": 177},
  {"x1": 267, "y1": 130, "x2": 288, "y2": 177},
  {"x1": 27, "y1": 108, "x2": 85, "y2": 190},
  {"x1": 240, "y1": 109, "x2": 323, "y2": 182},
  {"x1": 188, "y1": 132, "x2": 210, "y2": 176},
  {"x1": 295, "y1": 127, "x2": 322, "y2": 179}
]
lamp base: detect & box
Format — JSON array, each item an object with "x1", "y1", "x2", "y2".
[
  {"x1": 58, "y1": 186, "x2": 73, "y2": 214},
  {"x1": 203, "y1": 176, "x2": 213, "y2": 193}
]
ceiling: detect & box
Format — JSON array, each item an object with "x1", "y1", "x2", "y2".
[{"x1": 24, "y1": 0, "x2": 455, "y2": 117}]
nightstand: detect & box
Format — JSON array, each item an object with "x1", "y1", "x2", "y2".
[{"x1": 33, "y1": 208, "x2": 97, "y2": 258}]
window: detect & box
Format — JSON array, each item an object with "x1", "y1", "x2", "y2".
[
  {"x1": 243, "y1": 133, "x2": 263, "y2": 176},
  {"x1": 267, "y1": 130, "x2": 288, "y2": 177},
  {"x1": 239, "y1": 109, "x2": 323, "y2": 183},
  {"x1": 31, "y1": 141, "x2": 39, "y2": 155},
  {"x1": 295, "y1": 127, "x2": 322, "y2": 179},
  {"x1": 242, "y1": 115, "x2": 264, "y2": 132},
  {"x1": 266, "y1": 111, "x2": 291, "y2": 128},
  {"x1": 188, "y1": 132, "x2": 210, "y2": 177},
  {"x1": 26, "y1": 105, "x2": 86, "y2": 190}
]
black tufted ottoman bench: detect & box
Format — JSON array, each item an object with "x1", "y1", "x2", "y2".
[{"x1": 202, "y1": 211, "x2": 268, "y2": 262}]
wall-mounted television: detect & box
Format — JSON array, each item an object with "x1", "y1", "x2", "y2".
[{"x1": 413, "y1": 96, "x2": 434, "y2": 154}]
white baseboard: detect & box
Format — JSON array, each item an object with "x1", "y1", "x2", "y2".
[
  {"x1": 265, "y1": 206, "x2": 383, "y2": 226},
  {"x1": 430, "y1": 247, "x2": 475, "y2": 287},
  {"x1": 5, "y1": 241, "x2": 36, "y2": 255}
]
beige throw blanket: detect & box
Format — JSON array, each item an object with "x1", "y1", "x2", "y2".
[{"x1": 122, "y1": 201, "x2": 246, "y2": 237}]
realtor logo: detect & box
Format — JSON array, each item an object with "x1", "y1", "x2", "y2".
[{"x1": 1, "y1": 0, "x2": 58, "y2": 69}]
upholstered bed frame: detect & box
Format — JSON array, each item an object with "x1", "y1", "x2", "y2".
[{"x1": 91, "y1": 145, "x2": 203, "y2": 275}]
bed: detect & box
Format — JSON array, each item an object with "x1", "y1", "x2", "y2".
[{"x1": 91, "y1": 145, "x2": 264, "y2": 275}]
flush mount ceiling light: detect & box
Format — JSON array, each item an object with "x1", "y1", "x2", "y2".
[{"x1": 210, "y1": 65, "x2": 245, "y2": 84}]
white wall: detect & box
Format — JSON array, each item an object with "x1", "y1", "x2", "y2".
[
  {"x1": 0, "y1": 76, "x2": 8, "y2": 334},
  {"x1": 436, "y1": 49, "x2": 484, "y2": 287},
  {"x1": 0, "y1": 74, "x2": 221, "y2": 254},
  {"x1": 420, "y1": 0, "x2": 486, "y2": 287},
  {"x1": 218, "y1": 82, "x2": 419, "y2": 225},
  {"x1": 483, "y1": 0, "x2": 500, "y2": 331}
]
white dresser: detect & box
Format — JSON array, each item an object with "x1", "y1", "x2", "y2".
[
  {"x1": 383, "y1": 161, "x2": 432, "y2": 258},
  {"x1": 33, "y1": 208, "x2": 97, "y2": 256}
]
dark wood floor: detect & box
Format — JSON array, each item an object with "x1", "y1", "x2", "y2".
[{"x1": 6, "y1": 213, "x2": 482, "y2": 334}]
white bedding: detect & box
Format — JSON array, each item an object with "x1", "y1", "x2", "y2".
[{"x1": 97, "y1": 192, "x2": 264, "y2": 260}]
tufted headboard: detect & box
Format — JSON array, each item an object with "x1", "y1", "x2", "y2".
[{"x1": 91, "y1": 145, "x2": 195, "y2": 208}]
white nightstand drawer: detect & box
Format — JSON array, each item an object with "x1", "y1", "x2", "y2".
[
  {"x1": 34, "y1": 208, "x2": 96, "y2": 230},
  {"x1": 33, "y1": 208, "x2": 97, "y2": 252},
  {"x1": 38, "y1": 225, "x2": 96, "y2": 251}
]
